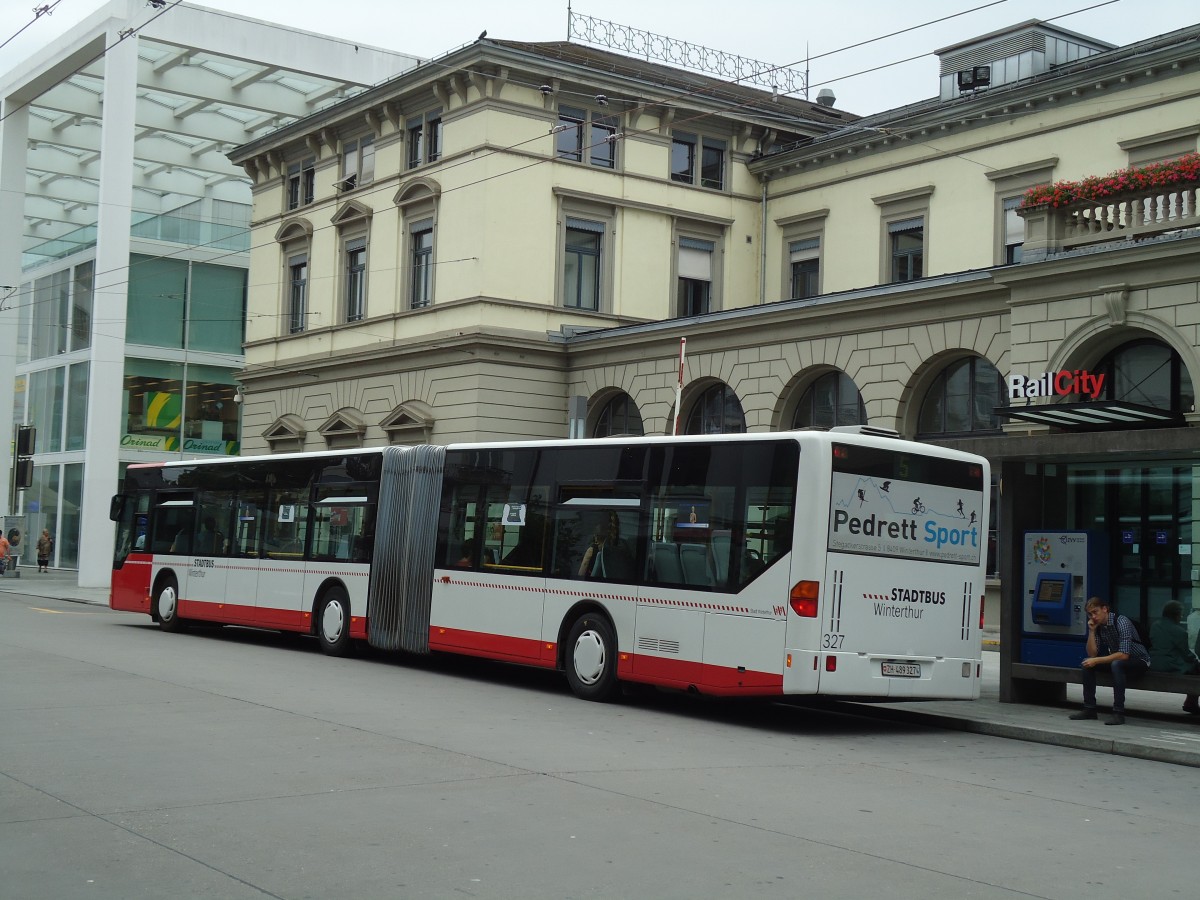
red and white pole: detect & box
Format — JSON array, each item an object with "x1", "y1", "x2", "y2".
[{"x1": 674, "y1": 337, "x2": 686, "y2": 435}]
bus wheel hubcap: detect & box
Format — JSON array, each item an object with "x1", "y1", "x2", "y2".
[
  {"x1": 158, "y1": 587, "x2": 176, "y2": 620},
  {"x1": 573, "y1": 630, "x2": 605, "y2": 685},
  {"x1": 322, "y1": 601, "x2": 345, "y2": 643}
]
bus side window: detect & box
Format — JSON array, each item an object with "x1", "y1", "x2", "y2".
[
  {"x1": 235, "y1": 491, "x2": 266, "y2": 558},
  {"x1": 487, "y1": 490, "x2": 548, "y2": 571}
]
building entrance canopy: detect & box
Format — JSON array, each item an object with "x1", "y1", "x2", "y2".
[{"x1": 995, "y1": 400, "x2": 1183, "y2": 430}]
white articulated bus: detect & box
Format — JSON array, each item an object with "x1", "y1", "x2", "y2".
[{"x1": 111, "y1": 429, "x2": 989, "y2": 701}]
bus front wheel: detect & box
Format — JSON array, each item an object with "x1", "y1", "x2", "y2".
[
  {"x1": 156, "y1": 577, "x2": 187, "y2": 633},
  {"x1": 316, "y1": 588, "x2": 353, "y2": 657},
  {"x1": 565, "y1": 613, "x2": 619, "y2": 702}
]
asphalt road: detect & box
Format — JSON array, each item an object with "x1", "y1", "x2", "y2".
[{"x1": 1, "y1": 592, "x2": 1194, "y2": 899}]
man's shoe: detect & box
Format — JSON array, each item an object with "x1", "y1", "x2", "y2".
[
  {"x1": 1104, "y1": 713, "x2": 1125, "y2": 726},
  {"x1": 1068, "y1": 709, "x2": 1098, "y2": 720}
]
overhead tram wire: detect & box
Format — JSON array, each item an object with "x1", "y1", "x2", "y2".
[
  {"x1": 4, "y1": 0, "x2": 1046, "y2": 317},
  {"x1": 0, "y1": 1, "x2": 63, "y2": 54}
]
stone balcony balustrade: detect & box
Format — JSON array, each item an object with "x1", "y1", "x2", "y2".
[{"x1": 1017, "y1": 181, "x2": 1200, "y2": 262}]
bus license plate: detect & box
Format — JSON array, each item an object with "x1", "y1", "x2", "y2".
[{"x1": 882, "y1": 662, "x2": 921, "y2": 678}]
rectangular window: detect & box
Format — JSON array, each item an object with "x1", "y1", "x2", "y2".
[
  {"x1": 411, "y1": 222, "x2": 433, "y2": 309},
  {"x1": 345, "y1": 240, "x2": 366, "y2": 322},
  {"x1": 557, "y1": 105, "x2": 618, "y2": 168},
  {"x1": 671, "y1": 132, "x2": 725, "y2": 189},
  {"x1": 677, "y1": 237, "x2": 713, "y2": 317},
  {"x1": 671, "y1": 132, "x2": 696, "y2": 184},
  {"x1": 789, "y1": 238, "x2": 820, "y2": 299},
  {"x1": 700, "y1": 138, "x2": 726, "y2": 189},
  {"x1": 563, "y1": 218, "x2": 602, "y2": 310},
  {"x1": 407, "y1": 121, "x2": 423, "y2": 169},
  {"x1": 889, "y1": 218, "x2": 924, "y2": 283},
  {"x1": 1003, "y1": 197, "x2": 1023, "y2": 264},
  {"x1": 590, "y1": 113, "x2": 618, "y2": 168},
  {"x1": 286, "y1": 158, "x2": 315, "y2": 209},
  {"x1": 288, "y1": 256, "x2": 307, "y2": 334},
  {"x1": 557, "y1": 105, "x2": 585, "y2": 161},
  {"x1": 407, "y1": 109, "x2": 443, "y2": 169}
]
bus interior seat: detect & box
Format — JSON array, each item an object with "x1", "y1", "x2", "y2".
[
  {"x1": 651, "y1": 542, "x2": 684, "y2": 584},
  {"x1": 710, "y1": 533, "x2": 731, "y2": 585},
  {"x1": 679, "y1": 543, "x2": 713, "y2": 587},
  {"x1": 598, "y1": 542, "x2": 636, "y2": 580}
]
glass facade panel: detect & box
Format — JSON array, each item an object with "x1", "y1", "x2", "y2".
[
  {"x1": 71, "y1": 261, "x2": 93, "y2": 351},
  {"x1": 60, "y1": 463, "x2": 83, "y2": 568},
  {"x1": 189, "y1": 263, "x2": 246, "y2": 354},
  {"x1": 1053, "y1": 462, "x2": 1199, "y2": 629},
  {"x1": 25, "y1": 464, "x2": 61, "y2": 568},
  {"x1": 29, "y1": 367, "x2": 65, "y2": 453},
  {"x1": 126, "y1": 255, "x2": 188, "y2": 348},
  {"x1": 32, "y1": 269, "x2": 69, "y2": 360},
  {"x1": 126, "y1": 256, "x2": 246, "y2": 353},
  {"x1": 66, "y1": 362, "x2": 88, "y2": 451},
  {"x1": 123, "y1": 359, "x2": 239, "y2": 455}
]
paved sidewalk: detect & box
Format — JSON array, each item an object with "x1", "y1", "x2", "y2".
[{"x1": 3, "y1": 566, "x2": 1198, "y2": 767}]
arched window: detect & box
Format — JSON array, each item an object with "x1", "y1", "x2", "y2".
[
  {"x1": 792, "y1": 371, "x2": 866, "y2": 429},
  {"x1": 1097, "y1": 339, "x2": 1194, "y2": 411},
  {"x1": 918, "y1": 357, "x2": 1004, "y2": 436},
  {"x1": 685, "y1": 384, "x2": 746, "y2": 434},
  {"x1": 592, "y1": 393, "x2": 644, "y2": 437}
]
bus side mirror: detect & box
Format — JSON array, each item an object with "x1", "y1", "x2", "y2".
[{"x1": 110, "y1": 494, "x2": 127, "y2": 522}]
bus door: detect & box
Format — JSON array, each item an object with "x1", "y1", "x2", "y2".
[
  {"x1": 152, "y1": 493, "x2": 196, "y2": 606},
  {"x1": 434, "y1": 471, "x2": 547, "y2": 662},
  {"x1": 180, "y1": 491, "x2": 234, "y2": 622},
  {"x1": 227, "y1": 491, "x2": 268, "y2": 622},
  {"x1": 258, "y1": 492, "x2": 311, "y2": 629}
]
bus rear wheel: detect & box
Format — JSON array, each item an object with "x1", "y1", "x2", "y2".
[
  {"x1": 156, "y1": 577, "x2": 187, "y2": 633},
  {"x1": 317, "y1": 588, "x2": 353, "y2": 657},
  {"x1": 565, "y1": 613, "x2": 619, "y2": 702}
]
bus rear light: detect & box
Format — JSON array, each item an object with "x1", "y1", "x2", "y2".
[
  {"x1": 825, "y1": 656, "x2": 837, "y2": 672},
  {"x1": 789, "y1": 581, "x2": 819, "y2": 617},
  {"x1": 979, "y1": 595, "x2": 985, "y2": 631}
]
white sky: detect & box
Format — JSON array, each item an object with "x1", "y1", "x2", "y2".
[{"x1": 0, "y1": 0, "x2": 1196, "y2": 115}]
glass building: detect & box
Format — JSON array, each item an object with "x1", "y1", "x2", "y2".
[{"x1": 0, "y1": 0, "x2": 419, "y2": 585}]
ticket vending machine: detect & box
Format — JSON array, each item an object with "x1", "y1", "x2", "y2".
[{"x1": 1020, "y1": 531, "x2": 1108, "y2": 666}]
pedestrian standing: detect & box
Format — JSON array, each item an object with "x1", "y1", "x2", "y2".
[{"x1": 36, "y1": 528, "x2": 54, "y2": 573}]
